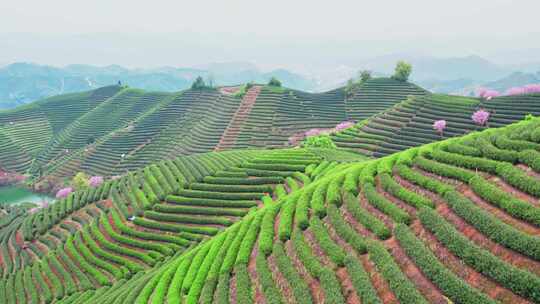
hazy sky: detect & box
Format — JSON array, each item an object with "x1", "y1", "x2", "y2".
[{"x1": 1, "y1": 0, "x2": 540, "y2": 70}]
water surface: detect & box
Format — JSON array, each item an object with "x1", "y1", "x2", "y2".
[{"x1": 0, "y1": 185, "x2": 55, "y2": 206}]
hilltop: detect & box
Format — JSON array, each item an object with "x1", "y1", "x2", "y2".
[
  {"x1": 1, "y1": 111, "x2": 540, "y2": 303},
  {"x1": 0, "y1": 77, "x2": 426, "y2": 185}
]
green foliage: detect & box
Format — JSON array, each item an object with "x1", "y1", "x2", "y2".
[
  {"x1": 344, "y1": 255, "x2": 382, "y2": 304},
  {"x1": 72, "y1": 172, "x2": 89, "y2": 190},
  {"x1": 363, "y1": 183, "x2": 410, "y2": 224},
  {"x1": 395, "y1": 224, "x2": 496, "y2": 304},
  {"x1": 367, "y1": 241, "x2": 428, "y2": 303},
  {"x1": 443, "y1": 190, "x2": 540, "y2": 260},
  {"x1": 191, "y1": 76, "x2": 209, "y2": 89},
  {"x1": 419, "y1": 207, "x2": 540, "y2": 302},
  {"x1": 360, "y1": 70, "x2": 372, "y2": 82},
  {"x1": 272, "y1": 242, "x2": 313, "y2": 304},
  {"x1": 391, "y1": 60, "x2": 412, "y2": 82},
  {"x1": 302, "y1": 135, "x2": 337, "y2": 149},
  {"x1": 268, "y1": 77, "x2": 282, "y2": 87},
  {"x1": 469, "y1": 175, "x2": 540, "y2": 225},
  {"x1": 379, "y1": 173, "x2": 434, "y2": 208},
  {"x1": 343, "y1": 191, "x2": 390, "y2": 239}
]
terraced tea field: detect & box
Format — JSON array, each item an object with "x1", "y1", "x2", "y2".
[
  {"x1": 0, "y1": 78, "x2": 425, "y2": 180},
  {"x1": 2, "y1": 114, "x2": 540, "y2": 303},
  {"x1": 332, "y1": 92, "x2": 540, "y2": 157}
]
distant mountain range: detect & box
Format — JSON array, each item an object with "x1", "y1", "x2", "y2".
[
  {"x1": 0, "y1": 62, "x2": 317, "y2": 109},
  {"x1": 1, "y1": 54, "x2": 540, "y2": 109}
]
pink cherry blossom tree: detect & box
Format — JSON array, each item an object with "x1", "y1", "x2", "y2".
[
  {"x1": 56, "y1": 187, "x2": 73, "y2": 199},
  {"x1": 89, "y1": 176, "x2": 104, "y2": 188},
  {"x1": 334, "y1": 121, "x2": 355, "y2": 132},
  {"x1": 305, "y1": 128, "x2": 322, "y2": 137},
  {"x1": 472, "y1": 109, "x2": 490, "y2": 126},
  {"x1": 433, "y1": 120, "x2": 446, "y2": 136}
]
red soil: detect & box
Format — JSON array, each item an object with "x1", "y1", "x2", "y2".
[
  {"x1": 410, "y1": 220, "x2": 530, "y2": 303},
  {"x1": 384, "y1": 237, "x2": 447, "y2": 304},
  {"x1": 285, "y1": 239, "x2": 325, "y2": 303},
  {"x1": 437, "y1": 203, "x2": 540, "y2": 276},
  {"x1": 361, "y1": 254, "x2": 399, "y2": 304},
  {"x1": 267, "y1": 255, "x2": 295, "y2": 304},
  {"x1": 247, "y1": 242, "x2": 266, "y2": 304},
  {"x1": 341, "y1": 205, "x2": 376, "y2": 239},
  {"x1": 230, "y1": 271, "x2": 238, "y2": 304},
  {"x1": 487, "y1": 176, "x2": 540, "y2": 207},
  {"x1": 375, "y1": 176, "x2": 417, "y2": 216},
  {"x1": 457, "y1": 183, "x2": 540, "y2": 235},
  {"x1": 359, "y1": 191, "x2": 395, "y2": 230}
]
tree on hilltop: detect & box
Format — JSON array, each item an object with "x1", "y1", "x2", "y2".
[
  {"x1": 268, "y1": 77, "x2": 282, "y2": 87},
  {"x1": 360, "y1": 70, "x2": 372, "y2": 82},
  {"x1": 392, "y1": 61, "x2": 412, "y2": 82},
  {"x1": 191, "y1": 76, "x2": 207, "y2": 89}
]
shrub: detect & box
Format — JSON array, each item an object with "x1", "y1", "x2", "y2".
[
  {"x1": 363, "y1": 183, "x2": 410, "y2": 224},
  {"x1": 186, "y1": 235, "x2": 226, "y2": 303},
  {"x1": 259, "y1": 205, "x2": 281, "y2": 256},
  {"x1": 419, "y1": 207, "x2": 540, "y2": 302},
  {"x1": 302, "y1": 135, "x2": 337, "y2": 149},
  {"x1": 220, "y1": 217, "x2": 254, "y2": 274},
  {"x1": 443, "y1": 191, "x2": 540, "y2": 261},
  {"x1": 367, "y1": 241, "x2": 428, "y2": 303},
  {"x1": 519, "y1": 149, "x2": 540, "y2": 172},
  {"x1": 272, "y1": 242, "x2": 313, "y2": 304},
  {"x1": 65, "y1": 236, "x2": 110, "y2": 285},
  {"x1": 327, "y1": 203, "x2": 367, "y2": 253},
  {"x1": 379, "y1": 173, "x2": 434, "y2": 209},
  {"x1": 394, "y1": 224, "x2": 496, "y2": 304},
  {"x1": 236, "y1": 212, "x2": 264, "y2": 265},
  {"x1": 469, "y1": 175, "x2": 540, "y2": 226},
  {"x1": 344, "y1": 255, "x2": 381, "y2": 304},
  {"x1": 343, "y1": 192, "x2": 390, "y2": 239},
  {"x1": 234, "y1": 264, "x2": 253, "y2": 304},
  {"x1": 496, "y1": 162, "x2": 540, "y2": 197},
  {"x1": 278, "y1": 195, "x2": 299, "y2": 241},
  {"x1": 394, "y1": 164, "x2": 453, "y2": 196},
  {"x1": 391, "y1": 61, "x2": 412, "y2": 82},
  {"x1": 256, "y1": 254, "x2": 284, "y2": 304},
  {"x1": 309, "y1": 216, "x2": 346, "y2": 266},
  {"x1": 268, "y1": 77, "x2": 282, "y2": 87}
]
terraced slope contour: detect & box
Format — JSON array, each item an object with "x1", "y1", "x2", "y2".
[{"x1": 10, "y1": 116, "x2": 540, "y2": 303}]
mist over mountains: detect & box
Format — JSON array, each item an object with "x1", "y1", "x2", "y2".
[{"x1": 1, "y1": 53, "x2": 539, "y2": 109}]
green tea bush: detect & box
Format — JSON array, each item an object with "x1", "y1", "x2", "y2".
[{"x1": 419, "y1": 207, "x2": 540, "y2": 302}]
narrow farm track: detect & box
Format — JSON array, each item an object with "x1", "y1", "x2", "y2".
[{"x1": 215, "y1": 86, "x2": 262, "y2": 151}]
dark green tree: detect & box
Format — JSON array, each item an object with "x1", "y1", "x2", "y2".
[
  {"x1": 268, "y1": 77, "x2": 282, "y2": 87},
  {"x1": 191, "y1": 76, "x2": 207, "y2": 89}
]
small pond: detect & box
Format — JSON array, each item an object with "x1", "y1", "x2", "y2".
[{"x1": 0, "y1": 185, "x2": 55, "y2": 206}]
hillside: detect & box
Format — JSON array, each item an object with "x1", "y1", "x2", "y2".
[
  {"x1": 1, "y1": 114, "x2": 540, "y2": 303},
  {"x1": 332, "y1": 92, "x2": 540, "y2": 157},
  {"x1": 0, "y1": 78, "x2": 426, "y2": 181}
]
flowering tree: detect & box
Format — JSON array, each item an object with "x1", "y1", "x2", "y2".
[
  {"x1": 433, "y1": 120, "x2": 446, "y2": 136},
  {"x1": 89, "y1": 176, "x2": 104, "y2": 188},
  {"x1": 505, "y1": 87, "x2": 527, "y2": 96},
  {"x1": 56, "y1": 187, "x2": 73, "y2": 199},
  {"x1": 477, "y1": 88, "x2": 500, "y2": 100},
  {"x1": 334, "y1": 121, "x2": 355, "y2": 132},
  {"x1": 472, "y1": 109, "x2": 490, "y2": 126},
  {"x1": 305, "y1": 129, "x2": 323, "y2": 137},
  {"x1": 525, "y1": 84, "x2": 540, "y2": 94}
]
